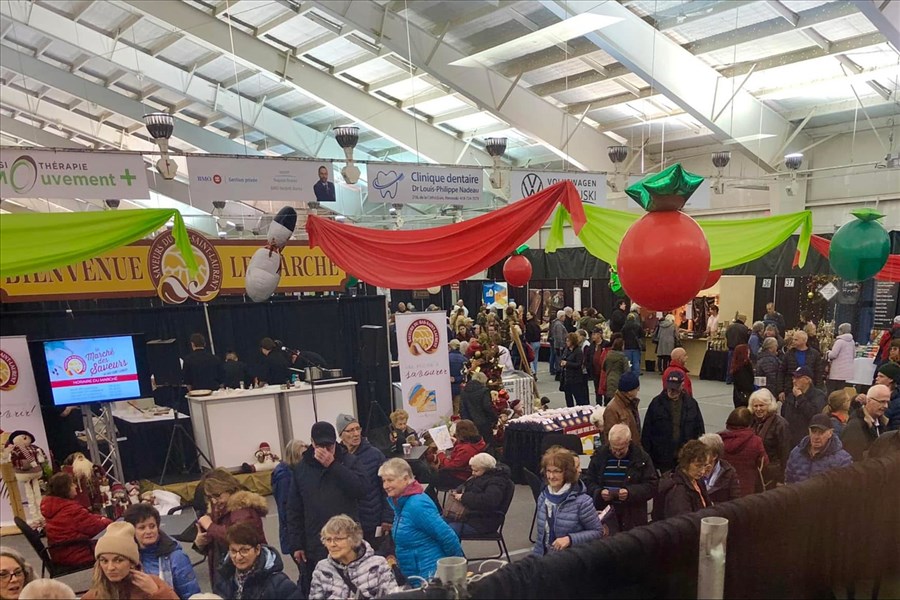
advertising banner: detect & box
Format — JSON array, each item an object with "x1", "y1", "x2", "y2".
[
  {"x1": 368, "y1": 164, "x2": 482, "y2": 205},
  {"x1": 0, "y1": 149, "x2": 149, "y2": 199},
  {"x1": 0, "y1": 336, "x2": 51, "y2": 526},
  {"x1": 186, "y1": 156, "x2": 325, "y2": 202},
  {"x1": 395, "y1": 313, "x2": 453, "y2": 432},
  {"x1": 483, "y1": 282, "x2": 508, "y2": 309},
  {"x1": 1, "y1": 229, "x2": 348, "y2": 303},
  {"x1": 510, "y1": 170, "x2": 606, "y2": 205}
]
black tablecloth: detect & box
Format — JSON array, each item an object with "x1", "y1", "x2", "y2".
[
  {"x1": 115, "y1": 416, "x2": 201, "y2": 483},
  {"x1": 699, "y1": 349, "x2": 728, "y2": 382},
  {"x1": 503, "y1": 428, "x2": 547, "y2": 484}
]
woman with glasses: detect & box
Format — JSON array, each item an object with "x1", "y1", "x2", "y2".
[
  {"x1": 83, "y1": 522, "x2": 178, "y2": 599},
  {"x1": 532, "y1": 447, "x2": 603, "y2": 556},
  {"x1": 652, "y1": 440, "x2": 713, "y2": 520},
  {"x1": 194, "y1": 469, "x2": 268, "y2": 583},
  {"x1": 309, "y1": 515, "x2": 398, "y2": 599},
  {"x1": 212, "y1": 523, "x2": 299, "y2": 600},
  {"x1": 0, "y1": 548, "x2": 35, "y2": 600}
]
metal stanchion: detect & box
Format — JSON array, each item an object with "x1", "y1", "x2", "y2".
[{"x1": 698, "y1": 516, "x2": 728, "y2": 600}]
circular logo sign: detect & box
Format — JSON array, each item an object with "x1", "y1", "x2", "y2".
[
  {"x1": 148, "y1": 229, "x2": 222, "y2": 304},
  {"x1": 0, "y1": 350, "x2": 19, "y2": 391},
  {"x1": 213, "y1": 174, "x2": 222, "y2": 184},
  {"x1": 520, "y1": 172, "x2": 543, "y2": 197},
  {"x1": 10, "y1": 155, "x2": 38, "y2": 194},
  {"x1": 405, "y1": 319, "x2": 440, "y2": 356},
  {"x1": 63, "y1": 355, "x2": 87, "y2": 376}
]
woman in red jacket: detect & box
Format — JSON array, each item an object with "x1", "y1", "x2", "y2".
[
  {"x1": 41, "y1": 472, "x2": 112, "y2": 566},
  {"x1": 431, "y1": 420, "x2": 487, "y2": 486},
  {"x1": 719, "y1": 407, "x2": 769, "y2": 497}
]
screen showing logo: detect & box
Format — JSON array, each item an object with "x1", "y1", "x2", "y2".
[
  {"x1": 148, "y1": 229, "x2": 222, "y2": 304},
  {"x1": 405, "y1": 319, "x2": 440, "y2": 356},
  {"x1": 0, "y1": 350, "x2": 19, "y2": 391}
]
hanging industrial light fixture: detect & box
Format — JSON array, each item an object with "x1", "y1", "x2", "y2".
[
  {"x1": 334, "y1": 125, "x2": 360, "y2": 184},
  {"x1": 144, "y1": 112, "x2": 177, "y2": 180},
  {"x1": 485, "y1": 136, "x2": 507, "y2": 189},
  {"x1": 608, "y1": 145, "x2": 628, "y2": 165},
  {"x1": 711, "y1": 151, "x2": 730, "y2": 195},
  {"x1": 784, "y1": 153, "x2": 803, "y2": 171}
]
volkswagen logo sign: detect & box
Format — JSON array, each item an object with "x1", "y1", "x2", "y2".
[{"x1": 521, "y1": 172, "x2": 543, "y2": 197}]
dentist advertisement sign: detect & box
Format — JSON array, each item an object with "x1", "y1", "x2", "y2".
[{"x1": 368, "y1": 164, "x2": 483, "y2": 205}]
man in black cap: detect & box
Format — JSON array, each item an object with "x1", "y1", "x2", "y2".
[
  {"x1": 874, "y1": 360, "x2": 900, "y2": 431},
  {"x1": 181, "y1": 333, "x2": 222, "y2": 391},
  {"x1": 641, "y1": 370, "x2": 705, "y2": 473},
  {"x1": 785, "y1": 413, "x2": 852, "y2": 484},
  {"x1": 286, "y1": 421, "x2": 366, "y2": 594},
  {"x1": 780, "y1": 366, "x2": 827, "y2": 448}
]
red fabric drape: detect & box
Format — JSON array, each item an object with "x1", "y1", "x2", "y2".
[
  {"x1": 306, "y1": 181, "x2": 586, "y2": 289},
  {"x1": 793, "y1": 234, "x2": 900, "y2": 282}
]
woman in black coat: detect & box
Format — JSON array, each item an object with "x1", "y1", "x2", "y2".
[
  {"x1": 446, "y1": 454, "x2": 514, "y2": 535},
  {"x1": 731, "y1": 344, "x2": 755, "y2": 407},
  {"x1": 213, "y1": 523, "x2": 300, "y2": 600},
  {"x1": 560, "y1": 332, "x2": 590, "y2": 407},
  {"x1": 652, "y1": 440, "x2": 713, "y2": 520}
]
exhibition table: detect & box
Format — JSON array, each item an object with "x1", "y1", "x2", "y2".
[
  {"x1": 848, "y1": 357, "x2": 877, "y2": 386},
  {"x1": 281, "y1": 380, "x2": 358, "y2": 445},
  {"x1": 699, "y1": 350, "x2": 729, "y2": 382},
  {"x1": 188, "y1": 387, "x2": 284, "y2": 471},
  {"x1": 111, "y1": 407, "x2": 191, "y2": 481}
]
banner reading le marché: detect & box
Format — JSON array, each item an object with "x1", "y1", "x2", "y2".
[
  {"x1": 1, "y1": 229, "x2": 348, "y2": 304},
  {"x1": 0, "y1": 149, "x2": 150, "y2": 199},
  {"x1": 395, "y1": 312, "x2": 453, "y2": 432}
]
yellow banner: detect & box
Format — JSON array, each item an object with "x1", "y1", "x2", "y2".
[{"x1": 0, "y1": 230, "x2": 347, "y2": 303}]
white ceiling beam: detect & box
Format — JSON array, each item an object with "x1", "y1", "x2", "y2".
[
  {"x1": 780, "y1": 95, "x2": 900, "y2": 121},
  {"x1": 310, "y1": 0, "x2": 619, "y2": 171},
  {"x1": 654, "y1": 0, "x2": 756, "y2": 30},
  {"x1": 116, "y1": 0, "x2": 491, "y2": 165},
  {"x1": 254, "y1": 9, "x2": 299, "y2": 37},
  {"x1": 0, "y1": 44, "x2": 256, "y2": 156},
  {"x1": 1, "y1": 2, "x2": 376, "y2": 162},
  {"x1": 540, "y1": 0, "x2": 809, "y2": 172},
  {"x1": 765, "y1": 1, "x2": 799, "y2": 27},
  {"x1": 430, "y1": 105, "x2": 480, "y2": 125},
  {"x1": 70, "y1": 0, "x2": 95, "y2": 22},
  {"x1": 213, "y1": 0, "x2": 242, "y2": 17},
  {"x1": 851, "y1": 0, "x2": 900, "y2": 51}
]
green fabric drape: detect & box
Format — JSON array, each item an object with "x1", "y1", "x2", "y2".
[
  {"x1": 548, "y1": 205, "x2": 812, "y2": 269},
  {"x1": 0, "y1": 209, "x2": 197, "y2": 278}
]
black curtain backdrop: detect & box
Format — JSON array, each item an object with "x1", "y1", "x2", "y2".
[{"x1": 0, "y1": 295, "x2": 390, "y2": 430}]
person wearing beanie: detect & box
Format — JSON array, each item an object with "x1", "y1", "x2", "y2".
[
  {"x1": 876, "y1": 360, "x2": 900, "y2": 431},
  {"x1": 287, "y1": 421, "x2": 366, "y2": 596},
  {"x1": 603, "y1": 371, "x2": 642, "y2": 446},
  {"x1": 335, "y1": 414, "x2": 393, "y2": 544},
  {"x1": 83, "y1": 522, "x2": 178, "y2": 599}
]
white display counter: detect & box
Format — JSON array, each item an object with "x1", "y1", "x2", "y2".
[
  {"x1": 188, "y1": 387, "x2": 284, "y2": 470},
  {"x1": 280, "y1": 380, "x2": 358, "y2": 445}
]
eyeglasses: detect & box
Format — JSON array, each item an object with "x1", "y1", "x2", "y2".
[
  {"x1": 321, "y1": 536, "x2": 349, "y2": 545},
  {"x1": 0, "y1": 569, "x2": 25, "y2": 582},
  {"x1": 544, "y1": 468, "x2": 563, "y2": 475},
  {"x1": 228, "y1": 546, "x2": 257, "y2": 558}
]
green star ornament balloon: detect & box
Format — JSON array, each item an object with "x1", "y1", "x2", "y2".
[{"x1": 829, "y1": 209, "x2": 890, "y2": 282}]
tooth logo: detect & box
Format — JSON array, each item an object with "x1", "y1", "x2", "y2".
[{"x1": 372, "y1": 170, "x2": 404, "y2": 199}]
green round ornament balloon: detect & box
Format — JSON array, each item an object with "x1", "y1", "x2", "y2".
[{"x1": 829, "y1": 209, "x2": 890, "y2": 282}]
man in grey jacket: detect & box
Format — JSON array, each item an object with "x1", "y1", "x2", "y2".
[{"x1": 550, "y1": 310, "x2": 568, "y2": 379}]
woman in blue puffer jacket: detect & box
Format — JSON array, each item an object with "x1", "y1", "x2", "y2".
[
  {"x1": 123, "y1": 503, "x2": 200, "y2": 600},
  {"x1": 533, "y1": 448, "x2": 603, "y2": 556},
  {"x1": 272, "y1": 439, "x2": 308, "y2": 554},
  {"x1": 379, "y1": 458, "x2": 463, "y2": 582}
]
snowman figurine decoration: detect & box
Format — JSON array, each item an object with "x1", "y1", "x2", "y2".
[{"x1": 5, "y1": 430, "x2": 49, "y2": 524}]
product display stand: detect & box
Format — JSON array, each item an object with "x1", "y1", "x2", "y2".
[{"x1": 81, "y1": 402, "x2": 125, "y2": 485}]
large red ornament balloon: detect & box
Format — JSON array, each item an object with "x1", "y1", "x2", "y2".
[
  {"x1": 618, "y1": 212, "x2": 710, "y2": 311},
  {"x1": 702, "y1": 269, "x2": 722, "y2": 290},
  {"x1": 503, "y1": 254, "x2": 532, "y2": 287}
]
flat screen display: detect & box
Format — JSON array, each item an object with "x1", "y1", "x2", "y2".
[{"x1": 31, "y1": 335, "x2": 151, "y2": 406}]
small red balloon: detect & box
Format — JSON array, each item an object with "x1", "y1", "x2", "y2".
[
  {"x1": 618, "y1": 212, "x2": 710, "y2": 311},
  {"x1": 702, "y1": 269, "x2": 722, "y2": 289},
  {"x1": 503, "y1": 254, "x2": 532, "y2": 287}
]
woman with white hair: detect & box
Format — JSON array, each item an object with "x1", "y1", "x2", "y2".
[
  {"x1": 379, "y1": 459, "x2": 463, "y2": 581},
  {"x1": 748, "y1": 389, "x2": 791, "y2": 489},
  {"x1": 18, "y1": 579, "x2": 75, "y2": 600},
  {"x1": 309, "y1": 515, "x2": 397, "y2": 599},
  {"x1": 826, "y1": 323, "x2": 855, "y2": 394},
  {"x1": 698, "y1": 433, "x2": 740, "y2": 504},
  {"x1": 445, "y1": 453, "x2": 514, "y2": 536}
]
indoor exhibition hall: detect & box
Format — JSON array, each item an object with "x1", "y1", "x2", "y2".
[{"x1": 0, "y1": 0, "x2": 898, "y2": 599}]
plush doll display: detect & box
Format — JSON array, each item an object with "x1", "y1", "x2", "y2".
[
  {"x1": 5, "y1": 430, "x2": 49, "y2": 523},
  {"x1": 63, "y1": 452, "x2": 106, "y2": 514},
  {"x1": 241, "y1": 441, "x2": 281, "y2": 473},
  {"x1": 125, "y1": 482, "x2": 141, "y2": 505},
  {"x1": 110, "y1": 483, "x2": 130, "y2": 518}
]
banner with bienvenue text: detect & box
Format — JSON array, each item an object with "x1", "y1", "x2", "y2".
[
  {"x1": 186, "y1": 156, "x2": 326, "y2": 202},
  {"x1": 510, "y1": 169, "x2": 607, "y2": 206},
  {"x1": 368, "y1": 164, "x2": 483, "y2": 205},
  {"x1": 0, "y1": 336, "x2": 51, "y2": 526},
  {"x1": 0, "y1": 149, "x2": 149, "y2": 199},
  {"x1": 394, "y1": 313, "x2": 453, "y2": 433}
]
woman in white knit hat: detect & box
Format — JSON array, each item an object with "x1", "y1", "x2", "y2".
[{"x1": 83, "y1": 522, "x2": 178, "y2": 599}]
